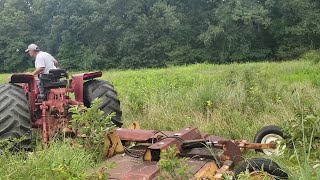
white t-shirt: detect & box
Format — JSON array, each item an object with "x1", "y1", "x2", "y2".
[{"x1": 35, "y1": 51, "x2": 57, "y2": 74}]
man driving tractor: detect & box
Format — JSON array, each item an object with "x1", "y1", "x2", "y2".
[{"x1": 25, "y1": 44, "x2": 58, "y2": 100}]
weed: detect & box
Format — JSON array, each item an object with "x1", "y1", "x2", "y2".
[
  {"x1": 0, "y1": 137, "x2": 27, "y2": 155},
  {"x1": 281, "y1": 92, "x2": 320, "y2": 179},
  {"x1": 69, "y1": 98, "x2": 115, "y2": 161},
  {"x1": 158, "y1": 145, "x2": 192, "y2": 180}
]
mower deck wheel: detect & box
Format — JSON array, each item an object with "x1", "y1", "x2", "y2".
[
  {"x1": 234, "y1": 158, "x2": 288, "y2": 180},
  {"x1": 254, "y1": 125, "x2": 285, "y2": 155}
]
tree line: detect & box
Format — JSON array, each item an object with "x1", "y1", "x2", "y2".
[{"x1": 0, "y1": 0, "x2": 320, "y2": 72}]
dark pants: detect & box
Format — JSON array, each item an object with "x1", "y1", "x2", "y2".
[{"x1": 37, "y1": 77, "x2": 47, "y2": 100}]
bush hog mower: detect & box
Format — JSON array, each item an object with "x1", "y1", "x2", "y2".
[
  {"x1": 0, "y1": 69, "x2": 122, "y2": 147},
  {"x1": 99, "y1": 124, "x2": 288, "y2": 179}
]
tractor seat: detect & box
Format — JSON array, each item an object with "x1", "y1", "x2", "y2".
[
  {"x1": 49, "y1": 69, "x2": 67, "y2": 75},
  {"x1": 43, "y1": 80, "x2": 68, "y2": 89},
  {"x1": 40, "y1": 69, "x2": 68, "y2": 89},
  {"x1": 48, "y1": 69, "x2": 68, "y2": 79},
  {"x1": 39, "y1": 69, "x2": 68, "y2": 81}
]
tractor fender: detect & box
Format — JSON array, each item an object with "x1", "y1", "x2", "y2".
[
  {"x1": 71, "y1": 71, "x2": 102, "y2": 102},
  {"x1": 9, "y1": 74, "x2": 35, "y2": 83},
  {"x1": 9, "y1": 74, "x2": 37, "y2": 114}
]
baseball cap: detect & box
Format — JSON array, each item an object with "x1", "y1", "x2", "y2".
[{"x1": 25, "y1": 44, "x2": 40, "y2": 52}]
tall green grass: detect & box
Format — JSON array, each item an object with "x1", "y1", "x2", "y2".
[
  {"x1": 0, "y1": 141, "x2": 95, "y2": 179},
  {"x1": 104, "y1": 60, "x2": 320, "y2": 179},
  {"x1": 103, "y1": 60, "x2": 320, "y2": 140},
  {"x1": 0, "y1": 73, "x2": 9, "y2": 83},
  {"x1": 0, "y1": 59, "x2": 319, "y2": 179}
]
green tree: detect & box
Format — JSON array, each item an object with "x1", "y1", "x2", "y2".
[
  {"x1": 0, "y1": 0, "x2": 33, "y2": 72},
  {"x1": 199, "y1": 0, "x2": 272, "y2": 63},
  {"x1": 0, "y1": 0, "x2": 320, "y2": 72},
  {"x1": 265, "y1": 0, "x2": 320, "y2": 59}
]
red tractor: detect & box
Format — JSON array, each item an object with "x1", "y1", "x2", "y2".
[{"x1": 0, "y1": 69, "x2": 122, "y2": 148}]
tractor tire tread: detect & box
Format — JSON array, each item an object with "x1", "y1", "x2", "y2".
[
  {"x1": 83, "y1": 80, "x2": 122, "y2": 127},
  {"x1": 0, "y1": 84, "x2": 32, "y2": 149}
]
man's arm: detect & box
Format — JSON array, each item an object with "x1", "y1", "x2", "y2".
[
  {"x1": 53, "y1": 59, "x2": 59, "y2": 66},
  {"x1": 32, "y1": 67, "x2": 44, "y2": 76}
]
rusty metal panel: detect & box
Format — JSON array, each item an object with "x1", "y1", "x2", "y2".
[
  {"x1": 71, "y1": 74, "x2": 84, "y2": 102},
  {"x1": 181, "y1": 148, "x2": 223, "y2": 160},
  {"x1": 106, "y1": 154, "x2": 159, "y2": 180},
  {"x1": 186, "y1": 159, "x2": 209, "y2": 175},
  {"x1": 239, "y1": 142, "x2": 276, "y2": 149},
  {"x1": 220, "y1": 140, "x2": 242, "y2": 164},
  {"x1": 123, "y1": 162, "x2": 160, "y2": 180},
  {"x1": 155, "y1": 131, "x2": 176, "y2": 137},
  {"x1": 205, "y1": 135, "x2": 229, "y2": 142},
  {"x1": 148, "y1": 128, "x2": 202, "y2": 150},
  {"x1": 117, "y1": 128, "x2": 158, "y2": 142},
  {"x1": 214, "y1": 160, "x2": 233, "y2": 179},
  {"x1": 106, "y1": 155, "x2": 212, "y2": 179},
  {"x1": 144, "y1": 128, "x2": 202, "y2": 161},
  {"x1": 193, "y1": 162, "x2": 218, "y2": 180}
]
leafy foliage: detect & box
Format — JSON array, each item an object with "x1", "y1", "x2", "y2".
[
  {"x1": 0, "y1": 137, "x2": 26, "y2": 155},
  {"x1": 282, "y1": 98, "x2": 320, "y2": 179},
  {"x1": 302, "y1": 50, "x2": 320, "y2": 64},
  {"x1": 159, "y1": 145, "x2": 191, "y2": 180},
  {"x1": 69, "y1": 98, "x2": 115, "y2": 160}
]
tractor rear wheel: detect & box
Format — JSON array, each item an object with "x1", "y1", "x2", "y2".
[
  {"x1": 0, "y1": 84, "x2": 32, "y2": 150},
  {"x1": 83, "y1": 80, "x2": 122, "y2": 127}
]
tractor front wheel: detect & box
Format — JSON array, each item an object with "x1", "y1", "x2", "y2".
[
  {"x1": 0, "y1": 84, "x2": 32, "y2": 150},
  {"x1": 83, "y1": 80, "x2": 122, "y2": 127}
]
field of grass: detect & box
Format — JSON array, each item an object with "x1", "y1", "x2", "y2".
[
  {"x1": 105, "y1": 60, "x2": 320, "y2": 138},
  {"x1": 0, "y1": 59, "x2": 320, "y2": 179}
]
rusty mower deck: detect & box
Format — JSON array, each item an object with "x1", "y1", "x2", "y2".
[{"x1": 95, "y1": 124, "x2": 287, "y2": 179}]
